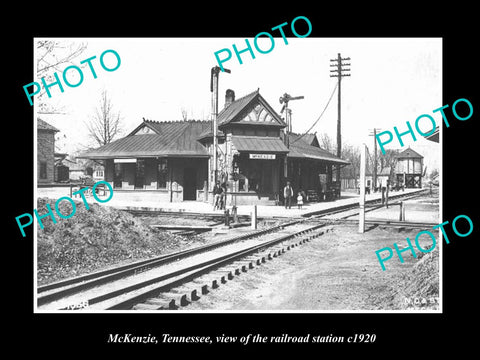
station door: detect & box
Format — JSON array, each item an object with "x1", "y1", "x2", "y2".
[{"x1": 183, "y1": 167, "x2": 197, "y2": 200}]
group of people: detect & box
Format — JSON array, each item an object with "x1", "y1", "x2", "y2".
[
  {"x1": 213, "y1": 180, "x2": 304, "y2": 210},
  {"x1": 213, "y1": 181, "x2": 227, "y2": 210},
  {"x1": 283, "y1": 181, "x2": 304, "y2": 209}
]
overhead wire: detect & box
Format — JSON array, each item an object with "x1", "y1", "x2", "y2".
[{"x1": 290, "y1": 81, "x2": 339, "y2": 145}]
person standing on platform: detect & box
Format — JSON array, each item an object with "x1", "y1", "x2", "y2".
[
  {"x1": 213, "y1": 181, "x2": 223, "y2": 210},
  {"x1": 297, "y1": 191, "x2": 303, "y2": 209},
  {"x1": 284, "y1": 181, "x2": 293, "y2": 209},
  {"x1": 381, "y1": 177, "x2": 386, "y2": 204},
  {"x1": 220, "y1": 180, "x2": 227, "y2": 210}
]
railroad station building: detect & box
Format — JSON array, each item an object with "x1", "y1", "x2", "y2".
[{"x1": 79, "y1": 89, "x2": 349, "y2": 205}]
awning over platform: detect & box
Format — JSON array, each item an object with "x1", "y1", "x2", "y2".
[
  {"x1": 230, "y1": 135, "x2": 350, "y2": 165},
  {"x1": 231, "y1": 136, "x2": 289, "y2": 154}
]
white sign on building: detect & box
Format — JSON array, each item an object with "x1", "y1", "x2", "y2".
[{"x1": 249, "y1": 154, "x2": 276, "y2": 160}]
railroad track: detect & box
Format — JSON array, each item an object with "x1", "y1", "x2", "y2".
[
  {"x1": 38, "y1": 221, "x2": 326, "y2": 311},
  {"x1": 37, "y1": 189, "x2": 428, "y2": 311},
  {"x1": 301, "y1": 189, "x2": 428, "y2": 219},
  {"x1": 126, "y1": 210, "x2": 290, "y2": 222},
  {"x1": 37, "y1": 217, "x2": 306, "y2": 306},
  {"x1": 110, "y1": 224, "x2": 332, "y2": 310},
  {"x1": 315, "y1": 218, "x2": 437, "y2": 229}
]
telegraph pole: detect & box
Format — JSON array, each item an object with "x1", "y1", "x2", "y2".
[
  {"x1": 369, "y1": 128, "x2": 381, "y2": 191},
  {"x1": 359, "y1": 143, "x2": 366, "y2": 233},
  {"x1": 330, "y1": 53, "x2": 350, "y2": 196}
]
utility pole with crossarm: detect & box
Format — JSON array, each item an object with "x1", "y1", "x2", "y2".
[
  {"x1": 369, "y1": 128, "x2": 382, "y2": 191},
  {"x1": 330, "y1": 53, "x2": 350, "y2": 197}
]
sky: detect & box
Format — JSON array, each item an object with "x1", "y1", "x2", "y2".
[{"x1": 34, "y1": 37, "x2": 442, "y2": 173}]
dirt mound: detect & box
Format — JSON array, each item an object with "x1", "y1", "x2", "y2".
[
  {"x1": 400, "y1": 249, "x2": 439, "y2": 300},
  {"x1": 372, "y1": 249, "x2": 439, "y2": 310},
  {"x1": 36, "y1": 198, "x2": 204, "y2": 285}
]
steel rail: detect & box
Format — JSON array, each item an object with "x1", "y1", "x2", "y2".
[
  {"x1": 105, "y1": 223, "x2": 328, "y2": 310},
  {"x1": 37, "y1": 219, "x2": 304, "y2": 306},
  {"x1": 303, "y1": 189, "x2": 428, "y2": 218},
  {"x1": 38, "y1": 188, "x2": 427, "y2": 306},
  {"x1": 315, "y1": 218, "x2": 437, "y2": 228}
]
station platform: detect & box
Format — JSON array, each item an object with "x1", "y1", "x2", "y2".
[
  {"x1": 102, "y1": 188, "x2": 426, "y2": 219},
  {"x1": 36, "y1": 186, "x2": 427, "y2": 219}
]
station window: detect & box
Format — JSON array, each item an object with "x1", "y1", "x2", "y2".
[
  {"x1": 267, "y1": 129, "x2": 278, "y2": 137},
  {"x1": 114, "y1": 163, "x2": 123, "y2": 188},
  {"x1": 157, "y1": 159, "x2": 168, "y2": 189},
  {"x1": 256, "y1": 128, "x2": 267, "y2": 137},
  {"x1": 241, "y1": 161, "x2": 262, "y2": 192},
  {"x1": 135, "y1": 159, "x2": 145, "y2": 189},
  {"x1": 39, "y1": 161, "x2": 47, "y2": 179}
]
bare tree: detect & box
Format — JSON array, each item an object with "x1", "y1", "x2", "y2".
[
  {"x1": 340, "y1": 143, "x2": 361, "y2": 180},
  {"x1": 36, "y1": 40, "x2": 87, "y2": 114},
  {"x1": 181, "y1": 107, "x2": 188, "y2": 121},
  {"x1": 378, "y1": 149, "x2": 399, "y2": 173},
  {"x1": 429, "y1": 168, "x2": 439, "y2": 180},
  {"x1": 317, "y1": 132, "x2": 361, "y2": 181},
  {"x1": 318, "y1": 132, "x2": 336, "y2": 154},
  {"x1": 86, "y1": 90, "x2": 123, "y2": 146}
]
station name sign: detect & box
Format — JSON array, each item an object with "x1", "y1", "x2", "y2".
[{"x1": 249, "y1": 154, "x2": 276, "y2": 160}]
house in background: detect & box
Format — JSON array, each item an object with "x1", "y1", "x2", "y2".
[
  {"x1": 54, "y1": 156, "x2": 105, "y2": 182},
  {"x1": 54, "y1": 152, "x2": 70, "y2": 182},
  {"x1": 376, "y1": 166, "x2": 392, "y2": 189},
  {"x1": 37, "y1": 118, "x2": 59, "y2": 184},
  {"x1": 65, "y1": 159, "x2": 86, "y2": 180},
  {"x1": 92, "y1": 162, "x2": 105, "y2": 182}
]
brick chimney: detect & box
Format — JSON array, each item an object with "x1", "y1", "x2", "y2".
[{"x1": 225, "y1": 89, "x2": 235, "y2": 108}]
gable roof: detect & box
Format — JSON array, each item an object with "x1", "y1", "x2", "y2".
[
  {"x1": 289, "y1": 132, "x2": 319, "y2": 147},
  {"x1": 301, "y1": 133, "x2": 319, "y2": 147},
  {"x1": 287, "y1": 133, "x2": 350, "y2": 165},
  {"x1": 425, "y1": 126, "x2": 439, "y2": 143},
  {"x1": 197, "y1": 127, "x2": 224, "y2": 142},
  {"x1": 378, "y1": 166, "x2": 391, "y2": 176},
  {"x1": 37, "y1": 118, "x2": 59, "y2": 132},
  {"x1": 198, "y1": 89, "x2": 287, "y2": 141},
  {"x1": 217, "y1": 89, "x2": 286, "y2": 129},
  {"x1": 396, "y1": 147, "x2": 423, "y2": 159},
  {"x1": 78, "y1": 120, "x2": 211, "y2": 159}
]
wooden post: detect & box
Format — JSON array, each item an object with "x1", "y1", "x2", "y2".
[
  {"x1": 169, "y1": 165, "x2": 173, "y2": 203},
  {"x1": 385, "y1": 181, "x2": 389, "y2": 208},
  {"x1": 232, "y1": 205, "x2": 238, "y2": 223},
  {"x1": 359, "y1": 144, "x2": 366, "y2": 233},
  {"x1": 251, "y1": 205, "x2": 257, "y2": 230},
  {"x1": 203, "y1": 180, "x2": 207, "y2": 202}
]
